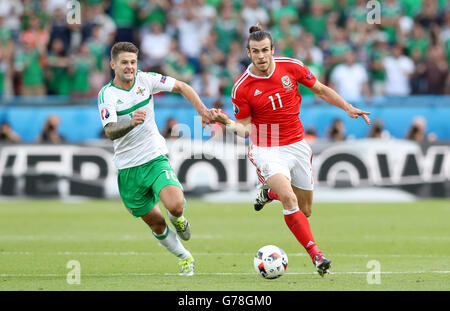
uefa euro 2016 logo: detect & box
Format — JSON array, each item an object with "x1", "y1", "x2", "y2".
[
  {"x1": 101, "y1": 108, "x2": 110, "y2": 121},
  {"x1": 233, "y1": 103, "x2": 239, "y2": 115}
]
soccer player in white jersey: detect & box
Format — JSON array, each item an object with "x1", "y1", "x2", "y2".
[{"x1": 98, "y1": 42, "x2": 213, "y2": 276}]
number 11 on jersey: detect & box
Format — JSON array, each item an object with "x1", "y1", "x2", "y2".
[{"x1": 269, "y1": 93, "x2": 283, "y2": 110}]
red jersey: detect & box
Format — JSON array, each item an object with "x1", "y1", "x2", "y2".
[{"x1": 231, "y1": 56, "x2": 316, "y2": 146}]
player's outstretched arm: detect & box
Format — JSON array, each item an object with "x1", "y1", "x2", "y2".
[
  {"x1": 172, "y1": 80, "x2": 213, "y2": 128},
  {"x1": 104, "y1": 110, "x2": 146, "y2": 140},
  {"x1": 210, "y1": 109, "x2": 251, "y2": 138},
  {"x1": 309, "y1": 80, "x2": 371, "y2": 125}
]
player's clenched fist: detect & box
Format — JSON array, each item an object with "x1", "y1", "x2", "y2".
[{"x1": 131, "y1": 110, "x2": 146, "y2": 126}]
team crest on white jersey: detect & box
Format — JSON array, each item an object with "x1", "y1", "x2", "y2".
[
  {"x1": 136, "y1": 86, "x2": 145, "y2": 96},
  {"x1": 281, "y1": 75, "x2": 293, "y2": 91}
]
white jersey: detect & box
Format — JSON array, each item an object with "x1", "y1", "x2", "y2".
[{"x1": 97, "y1": 70, "x2": 176, "y2": 169}]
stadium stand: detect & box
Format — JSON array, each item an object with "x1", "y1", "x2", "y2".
[{"x1": 0, "y1": 0, "x2": 449, "y2": 142}]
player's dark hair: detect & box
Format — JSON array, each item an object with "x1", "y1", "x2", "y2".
[
  {"x1": 111, "y1": 42, "x2": 139, "y2": 60},
  {"x1": 247, "y1": 25, "x2": 273, "y2": 50}
]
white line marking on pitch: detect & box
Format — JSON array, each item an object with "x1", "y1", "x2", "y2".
[
  {"x1": 0, "y1": 234, "x2": 220, "y2": 241},
  {"x1": 1, "y1": 234, "x2": 448, "y2": 241},
  {"x1": 0, "y1": 271, "x2": 449, "y2": 277},
  {"x1": 1, "y1": 251, "x2": 448, "y2": 258}
]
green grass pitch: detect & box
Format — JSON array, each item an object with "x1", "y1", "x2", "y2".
[{"x1": 0, "y1": 198, "x2": 449, "y2": 291}]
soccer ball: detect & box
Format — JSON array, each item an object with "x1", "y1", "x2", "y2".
[{"x1": 253, "y1": 245, "x2": 288, "y2": 279}]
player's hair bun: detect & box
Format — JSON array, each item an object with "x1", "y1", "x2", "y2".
[
  {"x1": 246, "y1": 24, "x2": 273, "y2": 49},
  {"x1": 249, "y1": 25, "x2": 262, "y2": 34}
]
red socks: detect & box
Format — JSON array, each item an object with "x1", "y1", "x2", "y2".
[
  {"x1": 283, "y1": 208, "x2": 321, "y2": 262},
  {"x1": 267, "y1": 189, "x2": 321, "y2": 261}
]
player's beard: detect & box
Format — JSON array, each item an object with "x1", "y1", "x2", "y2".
[
  {"x1": 254, "y1": 59, "x2": 272, "y2": 75},
  {"x1": 260, "y1": 63, "x2": 270, "y2": 73},
  {"x1": 120, "y1": 71, "x2": 135, "y2": 82}
]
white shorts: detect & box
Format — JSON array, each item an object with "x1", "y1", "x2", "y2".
[{"x1": 248, "y1": 139, "x2": 314, "y2": 191}]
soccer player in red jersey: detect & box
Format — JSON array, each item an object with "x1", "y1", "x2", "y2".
[{"x1": 210, "y1": 25, "x2": 371, "y2": 277}]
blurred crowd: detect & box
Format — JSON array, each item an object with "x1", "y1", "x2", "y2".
[
  {"x1": 0, "y1": 114, "x2": 65, "y2": 143},
  {"x1": 0, "y1": 112, "x2": 439, "y2": 144},
  {"x1": 0, "y1": 0, "x2": 447, "y2": 144},
  {"x1": 0, "y1": 0, "x2": 449, "y2": 99}
]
